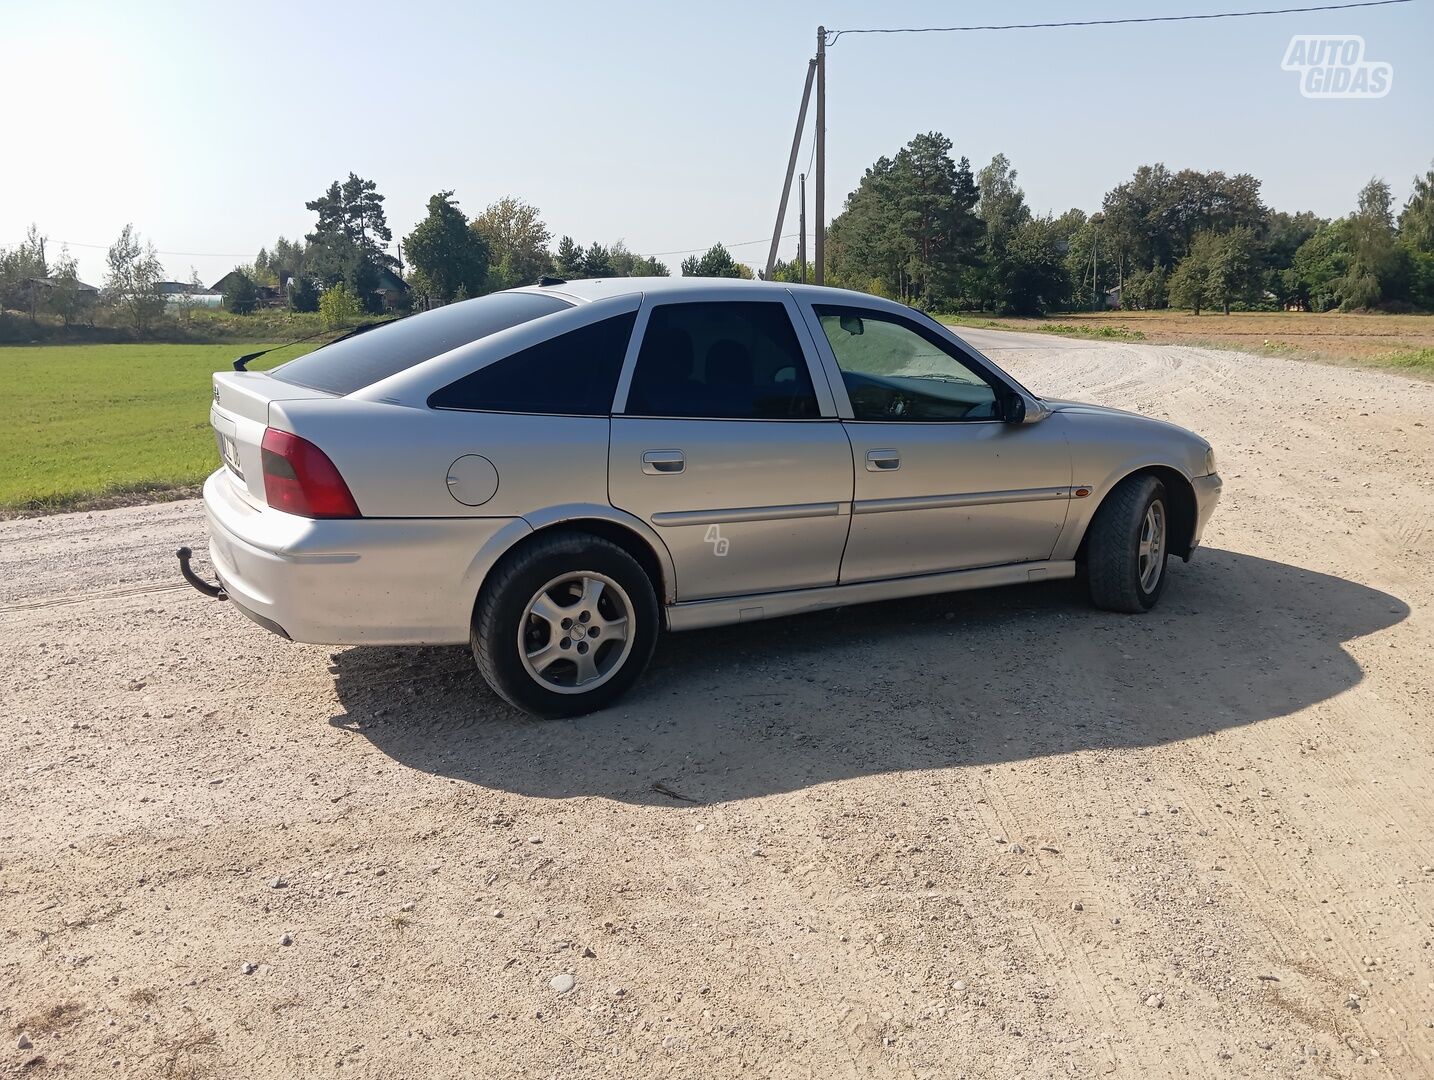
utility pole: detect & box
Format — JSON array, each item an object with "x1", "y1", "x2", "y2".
[
  {"x1": 1084, "y1": 229, "x2": 1095, "y2": 306},
  {"x1": 798, "y1": 173, "x2": 807, "y2": 283},
  {"x1": 814, "y1": 25, "x2": 826, "y2": 285},
  {"x1": 764, "y1": 59, "x2": 816, "y2": 280},
  {"x1": 1089, "y1": 212, "x2": 1103, "y2": 308}
]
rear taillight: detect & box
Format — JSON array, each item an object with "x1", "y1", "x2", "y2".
[{"x1": 260, "y1": 428, "x2": 361, "y2": 519}]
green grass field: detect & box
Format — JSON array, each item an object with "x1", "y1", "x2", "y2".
[{"x1": 0, "y1": 343, "x2": 314, "y2": 513}]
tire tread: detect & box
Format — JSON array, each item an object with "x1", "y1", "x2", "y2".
[
  {"x1": 472, "y1": 532, "x2": 658, "y2": 717},
  {"x1": 1086, "y1": 474, "x2": 1165, "y2": 613}
]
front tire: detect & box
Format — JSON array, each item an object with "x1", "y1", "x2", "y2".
[
  {"x1": 1085, "y1": 475, "x2": 1170, "y2": 613},
  {"x1": 473, "y1": 532, "x2": 659, "y2": 717}
]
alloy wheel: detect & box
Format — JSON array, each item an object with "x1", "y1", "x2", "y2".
[
  {"x1": 518, "y1": 571, "x2": 635, "y2": 694},
  {"x1": 1138, "y1": 500, "x2": 1166, "y2": 593}
]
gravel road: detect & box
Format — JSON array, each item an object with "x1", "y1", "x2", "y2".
[{"x1": 3, "y1": 330, "x2": 1432, "y2": 1078}]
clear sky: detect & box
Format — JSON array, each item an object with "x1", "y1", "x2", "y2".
[{"x1": 1, "y1": 0, "x2": 1429, "y2": 287}]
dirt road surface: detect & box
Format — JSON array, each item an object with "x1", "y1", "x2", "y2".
[{"x1": 3, "y1": 330, "x2": 1432, "y2": 1079}]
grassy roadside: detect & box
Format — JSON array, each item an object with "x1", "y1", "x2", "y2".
[
  {"x1": 939, "y1": 309, "x2": 1434, "y2": 379},
  {"x1": 941, "y1": 314, "x2": 1147, "y2": 342},
  {"x1": 0, "y1": 342, "x2": 315, "y2": 516}
]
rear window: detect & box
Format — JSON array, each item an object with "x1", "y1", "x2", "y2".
[
  {"x1": 429, "y1": 312, "x2": 636, "y2": 416},
  {"x1": 269, "y1": 291, "x2": 572, "y2": 395}
]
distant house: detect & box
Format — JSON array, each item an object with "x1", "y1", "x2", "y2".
[
  {"x1": 1104, "y1": 285, "x2": 1123, "y2": 309},
  {"x1": 207, "y1": 268, "x2": 410, "y2": 311},
  {"x1": 158, "y1": 280, "x2": 223, "y2": 308},
  {"x1": 10, "y1": 276, "x2": 101, "y2": 314},
  {"x1": 208, "y1": 272, "x2": 283, "y2": 309},
  {"x1": 372, "y1": 267, "x2": 410, "y2": 311}
]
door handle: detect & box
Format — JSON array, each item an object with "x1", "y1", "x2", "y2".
[
  {"x1": 642, "y1": 449, "x2": 685, "y2": 474},
  {"x1": 865, "y1": 448, "x2": 900, "y2": 471}
]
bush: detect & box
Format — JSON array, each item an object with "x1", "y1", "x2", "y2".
[
  {"x1": 288, "y1": 276, "x2": 319, "y2": 312},
  {"x1": 319, "y1": 283, "x2": 362, "y2": 329}
]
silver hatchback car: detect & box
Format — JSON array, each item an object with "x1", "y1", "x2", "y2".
[{"x1": 188, "y1": 278, "x2": 1220, "y2": 716}]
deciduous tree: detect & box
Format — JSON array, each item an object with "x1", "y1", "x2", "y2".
[
  {"x1": 471, "y1": 197, "x2": 552, "y2": 289},
  {"x1": 103, "y1": 224, "x2": 166, "y2": 334},
  {"x1": 403, "y1": 190, "x2": 489, "y2": 304}
]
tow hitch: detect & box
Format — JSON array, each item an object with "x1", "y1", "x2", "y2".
[{"x1": 177, "y1": 546, "x2": 227, "y2": 601}]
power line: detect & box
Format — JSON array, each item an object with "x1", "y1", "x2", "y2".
[
  {"x1": 8, "y1": 233, "x2": 801, "y2": 264},
  {"x1": 642, "y1": 233, "x2": 799, "y2": 258},
  {"x1": 28, "y1": 238, "x2": 397, "y2": 258},
  {"x1": 825, "y1": 0, "x2": 1411, "y2": 43}
]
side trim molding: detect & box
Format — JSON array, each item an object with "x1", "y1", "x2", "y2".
[
  {"x1": 652, "y1": 501, "x2": 843, "y2": 527},
  {"x1": 853, "y1": 487, "x2": 1070, "y2": 515},
  {"x1": 665, "y1": 559, "x2": 1077, "y2": 632}
]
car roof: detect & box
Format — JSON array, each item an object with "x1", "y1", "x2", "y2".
[{"x1": 513, "y1": 276, "x2": 905, "y2": 310}]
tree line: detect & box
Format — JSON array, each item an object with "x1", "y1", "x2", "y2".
[
  {"x1": 6, "y1": 145, "x2": 1433, "y2": 339},
  {"x1": 807, "y1": 131, "x2": 1434, "y2": 316},
  {"x1": 213, "y1": 180, "x2": 758, "y2": 317},
  {"x1": 0, "y1": 174, "x2": 756, "y2": 337}
]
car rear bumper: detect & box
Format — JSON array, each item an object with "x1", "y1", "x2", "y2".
[
  {"x1": 201, "y1": 470, "x2": 524, "y2": 645},
  {"x1": 1189, "y1": 472, "x2": 1222, "y2": 554}
]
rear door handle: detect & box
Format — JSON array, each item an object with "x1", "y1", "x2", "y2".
[
  {"x1": 642, "y1": 449, "x2": 685, "y2": 474},
  {"x1": 866, "y1": 448, "x2": 900, "y2": 471}
]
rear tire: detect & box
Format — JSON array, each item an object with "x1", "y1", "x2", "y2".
[
  {"x1": 473, "y1": 532, "x2": 659, "y2": 718},
  {"x1": 1085, "y1": 475, "x2": 1169, "y2": 613}
]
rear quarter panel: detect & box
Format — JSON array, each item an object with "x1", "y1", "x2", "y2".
[{"x1": 270, "y1": 398, "x2": 610, "y2": 520}]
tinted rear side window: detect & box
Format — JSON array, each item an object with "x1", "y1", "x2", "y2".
[
  {"x1": 428, "y1": 312, "x2": 636, "y2": 415},
  {"x1": 270, "y1": 291, "x2": 572, "y2": 395},
  {"x1": 624, "y1": 301, "x2": 818, "y2": 419}
]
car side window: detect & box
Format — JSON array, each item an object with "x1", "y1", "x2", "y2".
[
  {"x1": 815, "y1": 305, "x2": 1000, "y2": 422},
  {"x1": 624, "y1": 301, "x2": 820, "y2": 420},
  {"x1": 428, "y1": 311, "x2": 636, "y2": 415}
]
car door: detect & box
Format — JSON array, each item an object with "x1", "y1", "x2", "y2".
[
  {"x1": 803, "y1": 302, "x2": 1072, "y2": 584},
  {"x1": 608, "y1": 291, "x2": 852, "y2": 601}
]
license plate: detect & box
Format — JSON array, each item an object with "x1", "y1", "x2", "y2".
[{"x1": 217, "y1": 432, "x2": 243, "y2": 478}]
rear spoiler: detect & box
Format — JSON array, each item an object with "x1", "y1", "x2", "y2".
[{"x1": 232, "y1": 317, "x2": 398, "y2": 371}]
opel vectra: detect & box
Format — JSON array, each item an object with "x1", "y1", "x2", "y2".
[{"x1": 185, "y1": 278, "x2": 1221, "y2": 716}]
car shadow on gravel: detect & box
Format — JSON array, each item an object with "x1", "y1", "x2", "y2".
[{"x1": 328, "y1": 549, "x2": 1407, "y2": 805}]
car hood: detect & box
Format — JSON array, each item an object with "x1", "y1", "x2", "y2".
[
  {"x1": 1042, "y1": 397, "x2": 1145, "y2": 419},
  {"x1": 1042, "y1": 397, "x2": 1204, "y2": 440}
]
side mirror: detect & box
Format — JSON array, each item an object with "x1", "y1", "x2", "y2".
[
  {"x1": 839, "y1": 314, "x2": 864, "y2": 336},
  {"x1": 1000, "y1": 392, "x2": 1027, "y2": 425}
]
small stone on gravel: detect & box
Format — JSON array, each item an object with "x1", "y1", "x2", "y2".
[
  {"x1": 241, "y1": 961, "x2": 257, "y2": 975},
  {"x1": 17, "y1": 1034, "x2": 33, "y2": 1050},
  {"x1": 1145, "y1": 993, "x2": 1164, "y2": 1008},
  {"x1": 1071, "y1": 901, "x2": 1084, "y2": 911},
  {"x1": 279, "y1": 933, "x2": 293, "y2": 946},
  {"x1": 270, "y1": 877, "x2": 287, "y2": 889},
  {"x1": 550, "y1": 973, "x2": 575, "y2": 993}
]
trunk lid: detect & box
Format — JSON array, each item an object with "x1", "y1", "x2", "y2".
[{"x1": 210, "y1": 371, "x2": 334, "y2": 507}]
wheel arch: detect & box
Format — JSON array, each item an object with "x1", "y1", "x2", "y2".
[
  {"x1": 1074, "y1": 465, "x2": 1198, "y2": 563},
  {"x1": 462, "y1": 504, "x2": 676, "y2": 627}
]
